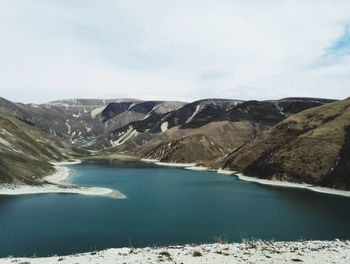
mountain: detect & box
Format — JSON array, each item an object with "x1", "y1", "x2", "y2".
[
  {"x1": 1, "y1": 95, "x2": 342, "y2": 191},
  {"x1": 101, "y1": 100, "x2": 185, "y2": 122},
  {"x1": 0, "y1": 97, "x2": 334, "y2": 154},
  {"x1": 223, "y1": 98, "x2": 350, "y2": 190},
  {"x1": 0, "y1": 96, "x2": 336, "y2": 166},
  {"x1": 109, "y1": 98, "x2": 335, "y2": 161},
  {"x1": 0, "y1": 97, "x2": 185, "y2": 148},
  {"x1": 140, "y1": 134, "x2": 225, "y2": 163},
  {"x1": 0, "y1": 109, "x2": 83, "y2": 185},
  {"x1": 0, "y1": 97, "x2": 116, "y2": 145}
]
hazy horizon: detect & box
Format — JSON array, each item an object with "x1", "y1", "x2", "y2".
[{"x1": 3, "y1": 95, "x2": 347, "y2": 105}]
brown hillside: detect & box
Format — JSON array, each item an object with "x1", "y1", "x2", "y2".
[{"x1": 223, "y1": 98, "x2": 350, "y2": 190}]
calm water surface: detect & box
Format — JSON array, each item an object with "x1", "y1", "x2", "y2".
[{"x1": 1, "y1": 160, "x2": 350, "y2": 257}]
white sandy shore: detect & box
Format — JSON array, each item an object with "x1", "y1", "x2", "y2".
[
  {"x1": 155, "y1": 161, "x2": 196, "y2": 167},
  {"x1": 0, "y1": 160, "x2": 125, "y2": 199},
  {"x1": 51, "y1": 160, "x2": 82, "y2": 166},
  {"x1": 216, "y1": 168, "x2": 350, "y2": 198},
  {"x1": 141, "y1": 158, "x2": 197, "y2": 167},
  {"x1": 140, "y1": 158, "x2": 160, "y2": 162},
  {"x1": 217, "y1": 168, "x2": 237, "y2": 175},
  {"x1": 185, "y1": 166, "x2": 210, "y2": 171},
  {"x1": 140, "y1": 159, "x2": 350, "y2": 198},
  {"x1": 1, "y1": 240, "x2": 349, "y2": 264}
]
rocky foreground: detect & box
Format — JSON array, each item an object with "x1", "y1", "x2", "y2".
[{"x1": 1, "y1": 240, "x2": 349, "y2": 264}]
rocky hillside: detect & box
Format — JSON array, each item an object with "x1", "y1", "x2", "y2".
[
  {"x1": 0, "y1": 109, "x2": 83, "y2": 185},
  {"x1": 140, "y1": 134, "x2": 225, "y2": 163},
  {"x1": 223, "y1": 98, "x2": 350, "y2": 190},
  {"x1": 118, "y1": 97, "x2": 333, "y2": 134},
  {"x1": 0, "y1": 95, "x2": 340, "y2": 188},
  {"x1": 0, "y1": 97, "x2": 185, "y2": 148},
  {"x1": 0, "y1": 96, "x2": 336, "y2": 166},
  {"x1": 111, "y1": 98, "x2": 335, "y2": 162},
  {"x1": 0, "y1": 97, "x2": 334, "y2": 153}
]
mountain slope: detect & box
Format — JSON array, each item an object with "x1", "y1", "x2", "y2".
[
  {"x1": 0, "y1": 109, "x2": 83, "y2": 184},
  {"x1": 113, "y1": 97, "x2": 333, "y2": 134},
  {"x1": 223, "y1": 98, "x2": 350, "y2": 190},
  {"x1": 105, "y1": 98, "x2": 335, "y2": 162},
  {"x1": 0, "y1": 96, "x2": 336, "y2": 166},
  {"x1": 141, "y1": 134, "x2": 225, "y2": 163},
  {"x1": 0, "y1": 97, "x2": 116, "y2": 144},
  {"x1": 0, "y1": 97, "x2": 185, "y2": 148}
]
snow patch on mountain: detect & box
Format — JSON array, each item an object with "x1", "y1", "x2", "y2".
[
  {"x1": 143, "y1": 104, "x2": 162, "y2": 120},
  {"x1": 111, "y1": 126, "x2": 138, "y2": 146},
  {"x1": 0, "y1": 129, "x2": 13, "y2": 137},
  {"x1": 30, "y1": 103, "x2": 39, "y2": 108},
  {"x1": 128, "y1": 103, "x2": 136, "y2": 110},
  {"x1": 0, "y1": 138, "x2": 12, "y2": 147},
  {"x1": 186, "y1": 105, "x2": 201, "y2": 123},
  {"x1": 91, "y1": 106, "x2": 106, "y2": 118},
  {"x1": 65, "y1": 120, "x2": 71, "y2": 134},
  {"x1": 161, "y1": 122, "x2": 168, "y2": 132}
]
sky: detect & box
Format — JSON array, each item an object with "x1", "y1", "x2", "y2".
[{"x1": 0, "y1": 0, "x2": 349, "y2": 103}]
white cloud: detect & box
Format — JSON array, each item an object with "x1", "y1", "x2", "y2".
[{"x1": 0, "y1": 0, "x2": 349, "y2": 103}]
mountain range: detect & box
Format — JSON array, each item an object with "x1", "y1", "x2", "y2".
[{"x1": 2, "y1": 95, "x2": 349, "y2": 191}]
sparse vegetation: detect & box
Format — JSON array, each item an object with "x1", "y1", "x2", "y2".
[
  {"x1": 192, "y1": 251, "x2": 202, "y2": 257},
  {"x1": 159, "y1": 251, "x2": 172, "y2": 260},
  {"x1": 215, "y1": 250, "x2": 229, "y2": 256},
  {"x1": 0, "y1": 109, "x2": 83, "y2": 184},
  {"x1": 224, "y1": 99, "x2": 350, "y2": 190}
]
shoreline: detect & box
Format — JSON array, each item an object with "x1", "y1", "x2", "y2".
[
  {"x1": 141, "y1": 158, "x2": 160, "y2": 162},
  {"x1": 51, "y1": 160, "x2": 82, "y2": 166},
  {"x1": 141, "y1": 158, "x2": 196, "y2": 167},
  {"x1": 0, "y1": 160, "x2": 125, "y2": 199},
  {"x1": 185, "y1": 166, "x2": 210, "y2": 171},
  {"x1": 140, "y1": 159, "x2": 350, "y2": 198},
  {"x1": 0, "y1": 240, "x2": 349, "y2": 264},
  {"x1": 155, "y1": 161, "x2": 196, "y2": 167},
  {"x1": 218, "y1": 169, "x2": 350, "y2": 198}
]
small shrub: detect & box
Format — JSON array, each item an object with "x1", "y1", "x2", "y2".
[
  {"x1": 159, "y1": 251, "x2": 171, "y2": 259},
  {"x1": 215, "y1": 251, "x2": 229, "y2": 256},
  {"x1": 192, "y1": 251, "x2": 202, "y2": 257}
]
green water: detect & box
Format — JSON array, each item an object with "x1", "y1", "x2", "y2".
[{"x1": 0, "y1": 160, "x2": 350, "y2": 257}]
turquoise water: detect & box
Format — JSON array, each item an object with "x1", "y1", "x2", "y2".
[{"x1": 1, "y1": 160, "x2": 350, "y2": 257}]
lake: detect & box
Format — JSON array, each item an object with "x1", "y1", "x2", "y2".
[{"x1": 1, "y1": 160, "x2": 350, "y2": 257}]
